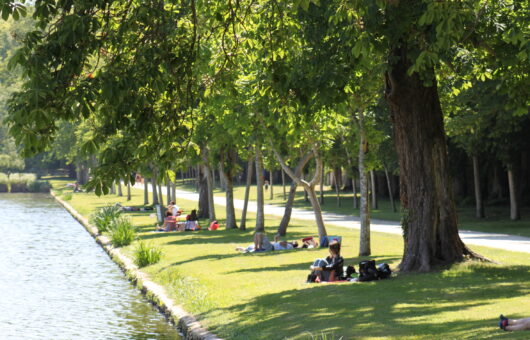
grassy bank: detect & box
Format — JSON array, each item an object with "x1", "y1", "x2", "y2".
[{"x1": 50, "y1": 178, "x2": 530, "y2": 339}]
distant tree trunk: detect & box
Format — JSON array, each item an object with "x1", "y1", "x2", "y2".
[
  {"x1": 198, "y1": 163, "x2": 209, "y2": 219},
  {"x1": 255, "y1": 145, "x2": 265, "y2": 232},
  {"x1": 126, "y1": 182, "x2": 131, "y2": 201},
  {"x1": 272, "y1": 146, "x2": 327, "y2": 239},
  {"x1": 304, "y1": 171, "x2": 309, "y2": 203},
  {"x1": 158, "y1": 183, "x2": 164, "y2": 206},
  {"x1": 358, "y1": 114, "x2": 371, "y2": 257},
  {"x1": 472, "y1": 155, "x2": 485, "y2": 218},
  {"x1": 219, "y1": 165, "x2": 226, "y2": 192},
  {"x1": 201, "y1": 147, "x2": 216, "y2": 220},
  {"x1": 220, "y1": 148, "x2": 238, "y2": 229},
  {"x1": 110, "y1": 181, "x2": 116, "y2": 195},
  {"x1": 282, "y1": 168, "x2": 286, "y2": 200},
  {"x1": 352, "y1": 177, "x2": 358, "y2": 209},
  {"x1": 144, "y1": 179, "x2": 149, "y2": 205},
  {"x1": 151, "y1": 174, "x2": 159, "y2": 205},
  {"x1": 212, "y1": 168, "x2": 217, "y2": 190},
  {"x1": 117, "y1": 180, "x2": 123, "y2": 196},
  {"x1": 269, "y1": 168, "x2": 274, "y2": 199},
  {"x1": 320, "y1": 162, "x2": 325, "y2": 205},
  {"x1": 276, "y1": 152, "x2": 313, "y2": 236},
  {"x1": 334, "y1": 168, "x2": 341, "y2": 207},
  {"x1": 166, "y1": 177, "x2": 171, "y2": 203},
  {"x1": 370, "y1": 170, "x2": 378, "y2": 210},
  {"x1": 171, "y1": 181, "x2": 176, "y2": 202},
  {"x1": 240, "y1": 156, "x2": 254, "y2": 231},
  {"x1": 385, "y1": 41, "x2": 479, "y2": 271},
  {"x1": 507, "y1": 168, "x2": 520, "y2": 220},
  {"x1": 384, "y1": 166, "x2": 397, "y2": 212}
]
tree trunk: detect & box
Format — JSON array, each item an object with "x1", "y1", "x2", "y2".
[
  {"x1": 358, "y1": 115, "x2": 371, "y2": 257},
  {"x1": 472, "y1": 155, "x2": 485, "y2": 218},
  {"x1": 198, "y1": 163, "x2": 209, "y2": 219},
  {"x1": 144, "y1": 178, "x2": 149, "y2": 205},
  {"x1": 212, "y1": 168, "x2": 216, "y2": 190},
  {"x1": 303, "y1": 171, "x2": 309, "y2": 202},
  {"x1": 282, "y1": 168, "x2": 286, "y2": 200},
  {"x1": 334, "y1": 168, "x2": 341, "y2": 207},
  {"x1": 276, "y1": 152, "x2": 313, "y2": 236},
  {"x1": 384, "y1": 167, "x2": 397, "y2": 212},
  {"x1": 385, "y1": 43, "x2": 477, "y2": 272},
  {"x1": 352, "y1": 177, "x2": 358, "y2": 209},
  {"x1": 219, "y1": 165, "x2": 226, "y2": 192},
  {"x1": 220, "y1": 149, "x2": 238, "y2": 229},
  {"x1": 201, "y1": 147, "x2": 216, "y2": 220},
  {"x1": 507, "y1": 168, "x2": 520, "y2": 220},
  {"x1": 370, "y1": 170, "x2": 378, "y2": 209},
  {"x1": 117, "y1": 180, "x2": 123, "y2": 196},
  {"x1": 240, "y1": 156, "x2": 254, "y2": 231},
  {"x1": 126, "y1": 182, "x2": 131, "y2": 201},
  {"x1": 269, "y1": 168, "x2": 274, "y2": 200},
  {"x1": 158, "y1": 183, "x2": 164, "y2": 206},
  {"x1": 110, "y1": 181, "x2": 116, "y2": 195},
  {"x1": 320, "y1": 162, "x2": 325, "y2": 204},
  {"x1": 151, "y1": 175, "x2": 159, "y2": 205},
  {"x1": 166, "y1": 177, "x2": 171, "y2": 203},
  {"x1": 255, "y1": 145, "x2": 265, "y2": 232},
  {"x1": 171, "y1": 180, "x2": 176, "y2": 202}
]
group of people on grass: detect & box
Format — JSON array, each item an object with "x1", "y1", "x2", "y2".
[{"x1": 156, "y1": 201, "x2": 200, "y2": 232}]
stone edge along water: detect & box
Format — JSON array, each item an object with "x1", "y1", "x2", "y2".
[{"x1": 51, "y1": 192, "x2": 222, "y2": 340}]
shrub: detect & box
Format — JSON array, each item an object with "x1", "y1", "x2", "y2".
[
  {"x1": 27, "y1": 180, "x2": 51, "y2": 193},
  {"x1": 110, "y1": 216, "x2": 136, "y2": 247},
  {"x1": 90, "y1": 205, "x2": 122, "y2": 233},
  {"x1": 134, "y1": 241, "x2": 163, "y2": 267},
  {"x1": 0, "y1": 173, "x2": 7, "y2": 192},
  {"x1": 61, "y1": 192, "x2": 73, "y2": 201}
]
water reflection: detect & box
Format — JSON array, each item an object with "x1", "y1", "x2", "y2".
[{"x1": 0, "y1": 194, "x2": 181, "y2": 339}]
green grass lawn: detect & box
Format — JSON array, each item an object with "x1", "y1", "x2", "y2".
[
  {"x1": 49, "y1": 178, "x2": 530, "y2": 339},
  {"x1": 173, "y1": 181, "x2": 530, "y2": 238}
]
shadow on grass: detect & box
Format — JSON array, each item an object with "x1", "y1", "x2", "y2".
[{"x1": 201, "y1": 264, "x2": 530, "y2": 339}]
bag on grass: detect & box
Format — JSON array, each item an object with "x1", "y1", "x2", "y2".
[
  {"x1": 377, "y1": 263, "x2": 392, "y2": 279},
  {"x1": 358, "y1": 260, "x2": 379, "y2": 282}
]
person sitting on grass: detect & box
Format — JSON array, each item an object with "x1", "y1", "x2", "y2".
[
  {"x1": 167, "y1": 201, "x2": 181, "y2": 217},
  {"x1": 184, "y1": 209, "x2": 200, "y2": 231},
  {"x1": 500, "y1": 314, "x2": 530, "y2": 331},
  {"x1": 306, "y1": 241, "x2": 344, "y2": 283},
  {"x1": 236, "y1": 232, "x2": 274, "y2": 253},
  {"x1": 155, "y1": 211, "x2": 177, "y2": 232}
]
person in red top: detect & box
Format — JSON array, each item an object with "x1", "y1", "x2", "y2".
[{"x1": 156, "y1": 211, "x2": 177, "y2": 232}]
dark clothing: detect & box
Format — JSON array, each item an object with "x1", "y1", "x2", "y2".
[{"x1": 323, "y1": 255, "x2": 344, "y2": 278}]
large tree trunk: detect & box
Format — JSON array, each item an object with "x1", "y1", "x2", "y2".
[
  {"x1": 240, "y1": 156, "x2": 254, "y2": 231},
  {"x1": 507, "y1": 168, "x2": 520, "y2": 220},
  {"x1": 358, "y1": 115, "x2": 371, "y2": 257},
  {"x1": 276, "y1": 152, "x2": 313, "y2": 236},
  {"x1": 384, "y1": 166, "x2": 397, "y2": 212},
  {"x1": 219, "y1": 164, "x2": 226, "y2": 192},
  {"x1": 144, "y1": 178, "x2": 149, "y2": 205},
  {"x1": 220, "y1": 149, "x2": 238, "y2": 229},
  {"x1": 472, "y1": 155, "x2": 485, "y2": 218},
  {"x1": 151, "y1": 175, "x2": 159, "y2": 205},
  {"x1": 117, "y1": 180, "x2": 123, "y2": 197},
  {"x1": 201, "y1": 147, "x2": 216, "y2": 220},
  {"x1": 171, "y1": 181, "x2": 176, "y2": 203},
  {"x1": 255, "y1": 145, "x2": 265, "y2": 232},
  {"x1": 198, "y1": 163, "x2": 209, "y2": 219},
  {"x1": 386, "y1": 44, "x2": 477, "y2": 272}
]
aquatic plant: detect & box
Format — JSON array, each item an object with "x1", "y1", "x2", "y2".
[{"x1": 134, "y1": 241, "x2": 163, "y2": 268}]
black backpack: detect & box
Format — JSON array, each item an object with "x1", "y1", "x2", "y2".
[
  {"x1": 358, "y1": 260, "x2": 379, "y2": 282},
  {"x1": 377, "y1": 263, "x2": 392, "y2": 279}
]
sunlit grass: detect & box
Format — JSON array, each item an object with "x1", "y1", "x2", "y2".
[{"x1": 49, "y1": 177, "x2": 530, "y2": 339}]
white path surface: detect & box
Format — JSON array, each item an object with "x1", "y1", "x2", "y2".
[{"x1": 135, "y1": 183, "x2": 530, "y2": 254}]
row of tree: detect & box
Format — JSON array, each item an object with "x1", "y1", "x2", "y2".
[{"x1": 0, "y1": 0, "x2": 528, "y2": 272}]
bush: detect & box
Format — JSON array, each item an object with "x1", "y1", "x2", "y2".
[
  {"x1": 134, "y1": 241, "x2": 163, "y2": 268},
  {"x1": 27, "y1": 180, "x2": 51, "y2": 193},
  {"x1": 110, "y1": 216, "x2": 136, "y2": 247},
  {"x1": 0, "y1": 173, "x2": 7, "y2": 192},
  {"x1": 90, "y1": 205, "x2": 123, "y2": 233},
  {"x1": 9, "y1": 173, "x2": 37, "y2": 192}
]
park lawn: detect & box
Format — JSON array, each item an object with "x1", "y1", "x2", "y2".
[
  {"x1": 50, "y1": 178, "x2": 530, "y2": 339},
  {"x1": 174, "y1": 181, "x2": 530, "y2": 238}
]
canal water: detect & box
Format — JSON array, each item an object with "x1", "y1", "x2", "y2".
[{"x1": 0, "y1": 194, "x2": 181, "y2": 339}]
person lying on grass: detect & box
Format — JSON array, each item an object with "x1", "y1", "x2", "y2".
[
  {"x1": 272, "y1": 235, "x2": 298, "y2": 250},
  {"x1": 306, "y1": 241, "x2": 344, "y2": 283},
  {"x1": 500, "y1": 314, "x2": 530, "y2": 331},
  {"x1": 155, "y1": 211, "x2": 177, "y2": 232},
  {"x1": 235, "y1": 232, "x2": 274, "y2": 253}
]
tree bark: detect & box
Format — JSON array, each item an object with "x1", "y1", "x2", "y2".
[
  {"x1": 220, "y1": 148, "x2": 238, "y2": 229},
  {"x1": 166, "y1": 176, "x2": 171, "y2": 203},
  {"x1": 320, "y1": 162, "x2": 325, "y2": 204},
  {"x1": 126, "y1": 182, "x2": 131, "y2": 201},
  {"x1": 201, "y1": 147, "x2": 216, "y2": 220},
  {"x1": 255, "y1": 144, "x2": 265, "y2": 232},
  {"x1": 110, "y1": 181, "x2": 116, "y2": 195},
  {"x1": 151, "y1": 174, "x2": 159, "y2": 205},
  {"x1": 385, "y1": 43, "x2": 477, "y2": 272},
  {"x1": 370, "y1": 170, "x2": 378, "y2": 209},
  {"x1": 117, "y1": 180, "x2": 123, "y2": 196},
  {"x1": 276, "y1": 152, "x2": 313, "y2": 236},
  {"x1": 282, "y1": 168, "x2": 286, "y2": 200},
  {"x1": 352, "y1": 177, "x2": 358, "y2": 209},
  {"x1": 171, "y1": 180, "x2": 176, "y2": 203},
  {"x1": 384, "y1": 166, "x2": 397, "y2": 213},
  {"x1": 269, "y1": 168, "x2": 274, "y2": 200},
  {"x1": 334, "y1": 168, "x2": 341, "y2": 207},
  {"x1": 219, "y1": 164, "x2": 226, "y2": 192},
  {"x1": 240, "y1": 156, "x2": 254, "y2": 231},
  {"x1": 507, "y1": 168, "x2": 520, "y2": 220},
  {"x1": 158, "y1": 183, "x2": 164, "y2": 206},
  {"x1": 198, "y1": 163, "x2": 209, "y2": 219},
  {"x1": 472, "y1": 155, "x2": 485, "y2": 218},
  {"x1": 144, "y1": 178, "x2": 149, "y2": 205},
  {"x1": 358, "y1": 114, "x2": 371, "y2": 256}
]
